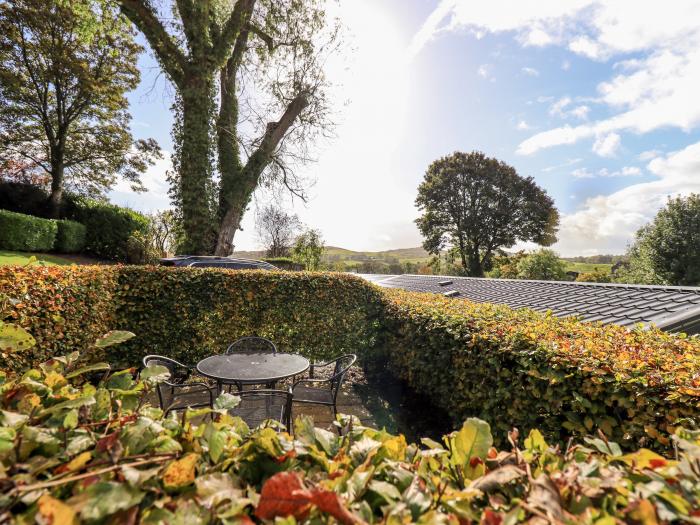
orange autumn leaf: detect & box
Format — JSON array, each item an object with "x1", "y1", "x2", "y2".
[
  {"x1": 163, "y1": 453, "x2": 199, "y2": 490},
  {"x1": 37, "y1": 494, "x2": 77, "y2": 525}
]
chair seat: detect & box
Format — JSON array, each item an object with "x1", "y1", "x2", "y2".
[
  {"x1": 229, "y1": 396, "x2": 287, "y2": 427},
  {"x1": 160, "y1": 384, "x2": 212, "y2": 412},
  {"x1": 292, "y1": 385, "x2": 334, "y2": 405}
]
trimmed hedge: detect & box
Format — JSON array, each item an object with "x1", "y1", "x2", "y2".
[
  {"x1": 382, "y1": 289, "x2": 700, "y2": 449},
  {"x1": 0, "y1": 210, "x2": 57, "y2": 251},
  {"x1": 66, "y1": 197, "x2": 149, "y2": 261},
  {"x1": 0, "y1": 266, "x2": 383, "y2": 371},
  {"x1": 55, "y1": 220, "x2": 87, "y2": 253},
  {"x1": 2, "y1": 340, "x2": 700, "y2": 524},
  {"x1": 112, "y1": 267, "x2": 384, "y2": 367},
  {"x1": 0, "y1": 266, "x2": 118, "y2": 371},
  {"x1": 1, "y1": 265, "x2": 700, "y2": 449}
]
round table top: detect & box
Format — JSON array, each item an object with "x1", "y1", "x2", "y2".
[{"x1": 196, "y1": 352, "x2": 310, "y2": 384}]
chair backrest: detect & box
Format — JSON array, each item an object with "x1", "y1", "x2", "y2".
[
  {"x1": 329, "y1": 354, "x2": 357, "y2": 398},
  {"x1": 225, "y1": 336, "x2": 277, "y2": 355},
  {"x1": 234, "y1": 388, "x2": 293, "y2": 429},
  {"x1": 142, "y1": 355, "x2": 189, "y2": 384}
]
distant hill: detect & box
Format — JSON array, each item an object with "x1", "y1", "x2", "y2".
[{"x1": 233, "y1": 246, "x2": 431, "y2": 265}]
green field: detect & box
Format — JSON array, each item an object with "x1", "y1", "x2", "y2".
[
  {"x1": 0, "y1": 251, "x2": 74, "y2": 267},
  {"x1": 563, "y1": 261, "x2": 614, "y2": 274}
]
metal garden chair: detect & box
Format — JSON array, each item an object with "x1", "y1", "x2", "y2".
[
  {"x1": 142, "y1": 355, "x2": 215, "y2": 415},
  {"x1": 225, "y1": 336, "x2": 277, "y2": 355},
  {"x1": 291, "y1": 354, "x2": 357, "y2": 419},
  {"x1": 225, "y1": 336, "x2": 278, "y2": 390},
  {"x1": 228, "y1": 387, "x2": 293, "y2": 430}
]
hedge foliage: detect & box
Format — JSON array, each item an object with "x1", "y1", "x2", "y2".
[
  {"x1": 55, "y1": 220, "x2": 87, "y2": 253},
  {"x1": 2, "y1": 265, "x2": 700, "y2": 450},
  {"x1": 0, "y1": 210, "x2": 57, "y2": 251},
  {"x1": 112, "y1": 267, "x2": 384, "y2": 367},
  {"x1": 66, "y1": 197, "x2": 149, "y2": 261},
  {"x1": 1, "y1": 331, "x2": 700, "y2": 524},
  {"x1": 0, "y1": 266, "x2": 117, "y2": 371},
  {"x1": 382, "y1": 289, "x2": 700, "y2": 450}
]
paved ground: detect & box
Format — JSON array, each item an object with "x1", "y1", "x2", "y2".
[{"x1": 157, "y1": 362, "x2": 454, "y2": 440}]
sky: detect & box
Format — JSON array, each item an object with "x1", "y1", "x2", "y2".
[{"x1": 113, "y1": 0, "x2": 700, "y2": 256}]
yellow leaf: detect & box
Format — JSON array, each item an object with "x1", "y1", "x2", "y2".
[
  {"x1": 38, "y1": 494, "x2": 78, "y2": 525},
  {"x1": 627, "y1": 499, "x2": 658, "y2": 525},
  {"x1": 381, "y1": 435, "x2": 407, "y2": 461},
  {"x1": 163, "y1": 453, "x2": 199, "y2": 490},
  {"x1": 64, "y1": 451, "x2": 92, "y2": 473},
  {"x1": 44, "y1": 372, "x2": 67, "y2": 389},
  {"x1": 619, "y1": 449, "x2": 670, "y2": 470}
]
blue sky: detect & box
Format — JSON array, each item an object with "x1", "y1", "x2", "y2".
[{"x1": 113, "y1": 0, "x2": 700, "y2": 255}]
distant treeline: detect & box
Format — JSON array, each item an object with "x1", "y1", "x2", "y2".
[{"x1": 562, "y1": 254, "x2": 626, "y2": 264}]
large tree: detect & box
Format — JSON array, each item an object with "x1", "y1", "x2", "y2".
[
  {"x1": 0, "y1": 0, "x2": 160, "y2": 217},
  {"x1": 119, "y1": 0, "x2": 336, "y2": 254},
  {"x1": 415, "y1": 151, "x2": 559, "y2": 277},
  {"x1": 618, "y1": 194, "x2": 700, "y2": 286}
]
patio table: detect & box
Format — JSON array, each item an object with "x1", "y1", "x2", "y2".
[{"x1": 196, "y1": 351, "x2": 310, "y2": 392}]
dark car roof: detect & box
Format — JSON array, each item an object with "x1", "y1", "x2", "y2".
[
  {"x1": 359, "y1": 273, "x2": 700, "y2": 333},
  {"x1": 159, "y1": 256, "x2": 278, "y2": 271}
]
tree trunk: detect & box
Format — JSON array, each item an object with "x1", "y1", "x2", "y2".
[
  {"x1": 48, "y1": 164, "x2": 63, "y2": 219},
  {"x1": 179, "y1": 76, "x2": 215, "y2": 254}
]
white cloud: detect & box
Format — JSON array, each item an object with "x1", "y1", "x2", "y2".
[
  {"x1": 639, "y1": 149, "x2": 662, "y2": 161},
  {"x1": 516, "y1": 120, "x2": 531, "y2": 130},
  {"x1": 555, "y1": 140, "x2": 700, "y2": 255},
  {"x1": 592, "y1": 132, "x2": 621, "y2": 157},
  {"x1": 572, "y1": 167, "x2": 594, "y2": 178},
  {"x1": 541, "y1": 157, "x2": 582, "y2": 172},
  {"x1": 570, "y1": 105, "x2": 590, "y2": 119},
  {"x1": 477, "y1": 63, "x2": 495, "y2": 80},
  {"x1": 549, "y1": 97, "x2": 572, "y2": 117},
  {"x1": 522, "y1": 66, "x2": 540, "y2": 76},
  {"x1": 411, "y1": 1, "x2": 700, "y2": 157}
]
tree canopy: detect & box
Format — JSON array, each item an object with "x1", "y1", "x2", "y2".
[
  {"x1": 415, "y1": 151, "x2": 559, "y2": 277},
  {"x1": 516, "y1": 249, "x2": 567, "y2": 281},
  {"x1": 0, "y1": 0, "x2": 160, "y2": 217},
  {"x1": 119, "y1": 0, "x2": 338, "y2": 255},
  {"x1": 292, "y1": 228, "x2": 324, "y2": 270},
  {"x1": 618, "y1": 194, "x2": 700, "y2": 286},
  {"x1": 255, "y1": 203, "x2": 300, "y2": 257}
]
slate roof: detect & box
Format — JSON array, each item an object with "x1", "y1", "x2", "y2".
[{"x1": 359, "y1": 274, "x2": 700, "y2": 333}]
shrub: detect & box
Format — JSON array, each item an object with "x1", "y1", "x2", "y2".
[
  {"x1": 516, "y1": 248, "x2": 567, "y2": 280},
  {"x1": 1, "y1": 330, "x2": 699, "y2": 524},
  {"x1": 382, "y1": 288, "x2": 700, "y2": 450},
  {"x1": 66, "y1": 196, "x2": 149, "y2": 261},
  {"x1": 0, "y1": 181, "x2": 50, "y2": 216},
  {"x1": 54, "y1": 219, "x2": 86, "y2": 253},
  {"x1": 576, "y1": 269, "x2": 612, "y2": 283},
  {"x1": 0, "y1": 266, "x2": 118, "y2": 372},
  {"x1": 0, "y1": 210, "x2": 57, "y2": 251},
  {"x1": 263, "y1": 257, "x2": 305, "y2": 270},
  {"x1": 2, "y1": 265, "x2": 700, "y2": 449}
]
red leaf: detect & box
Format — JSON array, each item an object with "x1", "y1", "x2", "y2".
[
  {"x1": 309, "y1": 488, "x2": 363, "y2": 525},
  {"x1": 255, "y1": 472, "x2": 312, "y2": 521},
  {"x1": 481, "y1": 509, "x2": 503, "y2": 525}
]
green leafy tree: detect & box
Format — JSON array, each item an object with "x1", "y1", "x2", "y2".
[
  {"x1": 415, "y1": 151, "x2": 559, "y2": 277},
  {"x1": 617, "y1": 195, "x2": 700, "y2": 286},
  {"x1": 293, "y1": 228, "x2": 324, "y2": 271},
  {"x1": 119, "y1": 0, "x2": 338, "y2": 255},
  {"x1": 0, "y1": 0, "x2": 160, "y2": 217},
  {"x1": 516, "y1": 249, "x2": 567, "y2": 281}
]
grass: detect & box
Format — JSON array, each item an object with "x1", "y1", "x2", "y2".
[
  {"x1": 564, "y1": 261, "x2": 613, "y2": 274},
  {"x1": 0, "y1": 250, "x2": 74, "y2": 267}
]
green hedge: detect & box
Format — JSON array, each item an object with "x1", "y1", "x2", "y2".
[
  {"x1": 66, "y1": 197, "x2": 148, "y2": 261},
  {"x1": 0, "y1": 266, "x2": 118, "y2": 371},
  {"x1": 382, "y1": 289, "x2": 700, "y2": 449},
  {"x1": 2, "y1": 336, "x2": 699, "y2": 524},
  {"x1": 55, "y1": 219, "x2": 86, "y2": 253},
  {"x1": 0, "y1": 210, "x2": 57, "y2": 251},
  {"x1": 2, "y1": 265, "x2": 700, "y2": 449},
  {"x1": 0, "y1": 266, "x2": 383, "y2": 371},
  {"x1": 112, "y1": 267, "x2": 384, "y2": 367}
]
